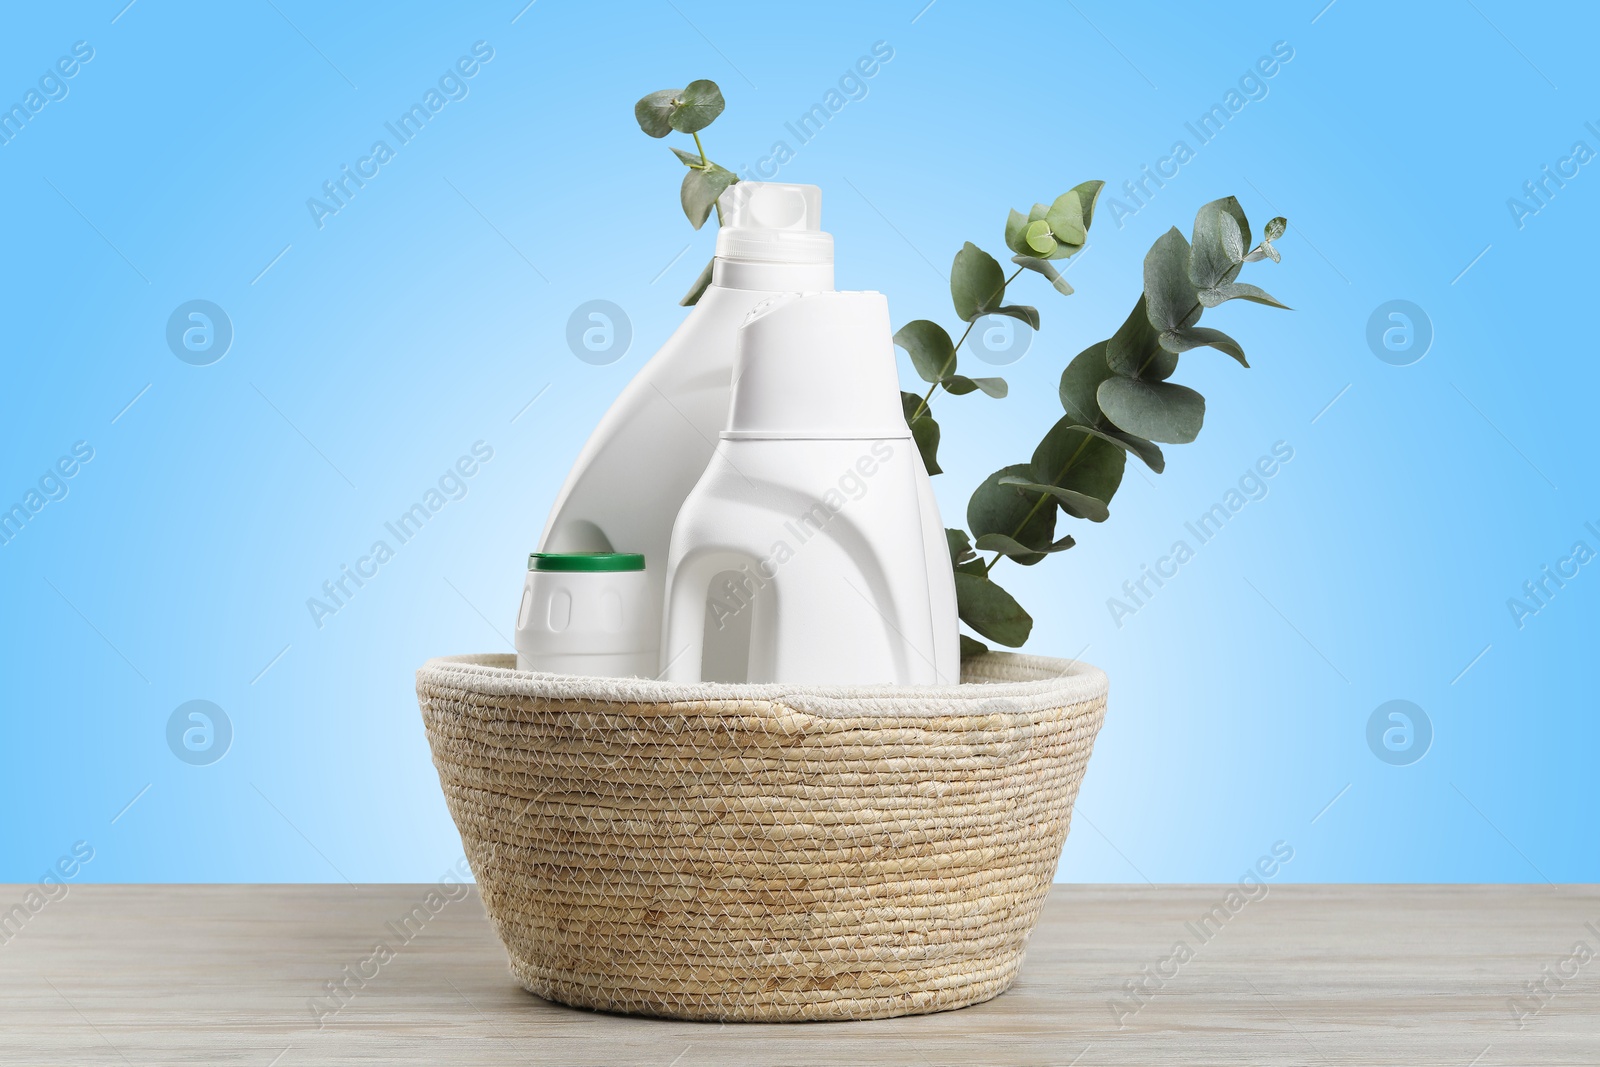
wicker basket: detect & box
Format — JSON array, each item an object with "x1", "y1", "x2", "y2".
[{"x1": 417, "y1": 651, "x2": 1107, "y2": 1022}]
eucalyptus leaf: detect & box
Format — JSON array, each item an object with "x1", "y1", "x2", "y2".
[
  {"x1": 1106, "y1": 295, "x2": 1177, "y2": 381},
  {"x1": 1143, "y1": 227, "x2": 1202, "y2": 332},
  {"x1": 679, "y1": 256, "x2": 715, "y2": 307},
  {"x1": 1159, "y1": 325, "x2": 1250, "y2": 367},
  {"x1": 1024, "y1": 220, "x2": 1057, "y2": 255},
  {"x1": 1264, "y1": 216, "x2": 1287, "y2": 241},
  {"x1": 1035, "y1": 415, "x2": 1165, "y2": 474},
  {"x1": 1198, "y1": 282, "x2": 1290, "y2": 310},
  {"x1": 1071, "y1": 180, "x2": 1107, "y2": 232},
  {"x1": 634, "y1": 89, "x2": 679, "y2": 138},
  {"x1": 954, "y1": 571, "x2": 1033, "y2": 647},
  {"x1": 992, "y1": 304, "x2": 1040, "y2": 330},
  {"x1": 669, "y1": 145, "x2": 705, "y2": 167},
  {"x1": 959, "y1": 634, "x2": 990, "y2": 659},
  {"x1": 1031, "y1": 417, "x2": 1126, "y2": 506},
  {"x1": 1045, "y1": 190, "x2": 1086, "y2": 246},
  {"x1": 942, "y1": 374, "x2": 979, "y2": 395},
  {"x1": 968, "y1": 463, "x2": 1057, "y2": 565},
  {"x1": 946, "y1": 527, "x2": 975, "y2": 565},
  {"x1": 974, "y1": 532, "x2": 1054, "y2": 557},
  {"x1": 681, "y1": 163, "x2": 736, "y2": 229},
  {"x1": 1189, "y1": 198, "x2": 1247, "y2": 289},
  {"x1": 895, "y1": 320, "x2": 957, "y2": 384},
  {"x1": 997, "y1": 477, "x2": 1110, "y2": 522},
  {"x1": 1058, "y1": 341, "x2": 1112, "y2": 424},
  {"x1": 668, "y1": 79, "x2": 726, "y2": 134},
  {"x1": 1005, "y1": 208, "x2": 1032, "y2": 256},
  {"x1": 1099, "y1": 425, "x2": 1165, "y2": 474},
  {"x1": 902, "y1": 391, "x2": 942, "y2": 475},
  {"x1": 1012, "y1": 254, "x2": 1075, "y2": 295},
  {"x1": 970, "y1": 376, "x2": 1008, "y2": 398},
  {"x1": 1097, "y1": 376, "x2": 1206, "y2": 444},
  {"x1": 951, "y1": 242, "x2": 1007, "y2": 322}
]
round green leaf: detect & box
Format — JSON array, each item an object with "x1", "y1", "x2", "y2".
[
  {"x1": 668, "y1": 79, "x2": 726, "y2": 134},
  {"x1": 681, "y1": 164, "x2": 736, "y2": 230},
  {"x1": 1030, "y1": 417, "x2": 1125, "y2": 510},
  {"x1": 997, "y1": 477, "x2": 1110, "y2": 523},
  {"x1": 1097, "y1": 377, "x2": 1205, "y2": 444},
  {"x1": 1190, "y1": 197, "x2": 1248, "y2": 290},
  {"x1": 634, "y1": 88, "x2": 680, "y2": 138},
  {"x1": 1143, "y1": 227, "x2": 1201, "y2": 332},
  {"x1": 968, "y1": 463, "x2": 1057, "y2": 566},
  {"x1": 1024, "y1": 220, "x2": 1057, "y2": 255},
  {"x1": 1106, "y1": 295, "x2": 1177, "y2": 381},
  {"x1": 901, "y1": 391, "x2": 942, "y2": 475},
  {"x1": 951, "y1": 242, "x2": 1007, "y2": 322},
  {"x1": 1012, "y1": 254, "x2": 1075, "y2": 296},
  {"x1": 1035, "y1": 413, "x2": 1163, "y2": 476},
  {"x1": 894, "y1": 320, "x2": 957, "y2": 384},
  {"x1": 1045, "y1": 190, "x2": 1086, "y2": 246},
  {"x1": 1059, "y1": 340, "x2": 1112, "y2": 424},
  {"x1": 1005, "y1": 208, "x2": 1031, "y2": 256},
  {"x1": 954, "y1": 571, "x2": 1033, "y2": 647},
  {"x1": 1071, "y1": 180, "x2": 1107, "y2": 232}
]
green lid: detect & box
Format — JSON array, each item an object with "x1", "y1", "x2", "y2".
[{"x1": 528, "y1": 552, "x2": 645, "y2": 572}]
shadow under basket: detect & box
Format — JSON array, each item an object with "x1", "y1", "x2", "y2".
[{"x1": 416, "y1": 651, "x2": 1108, "y2": 1022}]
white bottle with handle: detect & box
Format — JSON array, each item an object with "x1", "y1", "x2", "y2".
[
  {"x1": 535, "y1": 182, "x2": 957, "y2": 682},
  {"x1": 537, "y1": 182, "x2": 834, "y2": 671},
  {"x1": 660, "y1": 290, "x2": 956, "y2": 686}
]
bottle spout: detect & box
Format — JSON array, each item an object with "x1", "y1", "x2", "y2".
[{"x1": 715, "y1": 182, "x2": 833, "y2": 266}]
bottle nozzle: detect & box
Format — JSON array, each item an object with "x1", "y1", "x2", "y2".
[{"x1": 715, "y1": 182, "x2": 832, "y2": 266}]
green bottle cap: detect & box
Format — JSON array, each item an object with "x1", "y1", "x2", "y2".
[{"x1": 528, "y1": 552, "x2": 646, "y2": 573}]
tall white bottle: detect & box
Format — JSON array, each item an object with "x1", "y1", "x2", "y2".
[
  {"x1": 538, "y1": 183, "x2": 833, "y2": 663},
  {"x1": 660, "y1": 291, "x2": 955, "y2": 686},
  {"x1": 538, "y1": 182, "x2": 957, "y2": 682}
]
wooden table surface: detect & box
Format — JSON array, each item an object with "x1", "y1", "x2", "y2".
[{"x1": 1, "y1": 884, "x2": 1595, "y2": 1065}]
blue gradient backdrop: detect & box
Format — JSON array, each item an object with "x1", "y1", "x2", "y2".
[{"x1": 2, "y1": 1, "x2": 1594, "y2": 884}]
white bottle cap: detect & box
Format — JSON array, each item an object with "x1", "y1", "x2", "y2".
[
  {"x1": 715, "y1": 182, "x2": 833, "y2": 266},
  {"x1": 725, "y1": 290, "x2": 906, "y2": 438}
]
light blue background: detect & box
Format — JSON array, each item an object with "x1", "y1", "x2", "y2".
[{"x1": 2, "y1": 0, "x2": 1593, "y2": 885}]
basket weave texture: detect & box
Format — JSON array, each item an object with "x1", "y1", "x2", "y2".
[{"x1": 417, "y1": 651, "x2": 1108, "y2": 1022}]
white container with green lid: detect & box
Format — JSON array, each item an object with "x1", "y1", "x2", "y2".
[{"x1": 513, "y1": 552, "x2": 655, "y2": 678}]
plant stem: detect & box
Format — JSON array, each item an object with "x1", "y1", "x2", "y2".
[
  {"x1": 981, "y1": 422, "x2": 1097, "y2": 575},
  {"x1": 983, "y1": 292, "x2": 1212, "y2": 574},
  {"x1": 1134, "y1": 297, "x2": 1205, "y2": 377},
  {"x1": 692, "y1": 131, "x2": 726, "y2": 227},
  {"x1": 910, "y1": 265, "x2": 1025, "y2": 423}
]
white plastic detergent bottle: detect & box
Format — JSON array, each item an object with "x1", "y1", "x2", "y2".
[
  {"x1": 536, "y1": 182, "x2": 957, "y2": 681},
  {"x1": 660, "y1": 290, "x2": 957, "y2": 686}
]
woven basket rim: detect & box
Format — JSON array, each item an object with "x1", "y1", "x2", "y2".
[{"x1": 417, "y1": 650, "x2": 1106, "y2": 719}]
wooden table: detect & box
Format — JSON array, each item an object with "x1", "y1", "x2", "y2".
[{"x1": 1, "y1": 884, "x2": 1595, "y2": 1065}]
